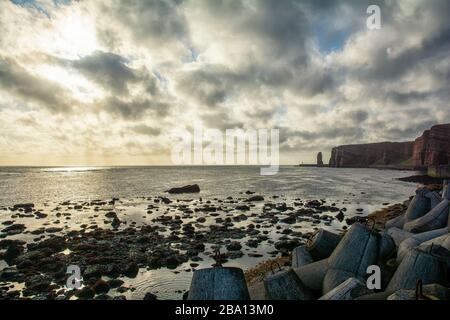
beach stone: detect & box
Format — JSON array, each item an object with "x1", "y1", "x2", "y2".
[
  {"x1": 2, "y1": 224, "x2": 26, "y2": 235},
  {"x1": 12, "y1": 203, "x2": 34, "y2": 212},
  {"x1": 246, "y1": 195, "x2": 264, "y2": 202},
  {"x1": 143, "y1": 292, "x2": 158, "y2": 300},
  {"x1": 107, "y1": 279, "x2": 124, "y2": 288},
  {"x1": 25, "y1": 275, "x2": 52, "y2": 292},
  {"x1": 92, "y1": 279, "x2": 110, "y2": 294},
  {"x1": 226, "y1": 241, "x2": 242, "y2": 251},
  {"x1": 166, "y1": 184, "x2": 200, "y2": 194},
  {"x1": 5, "y1": 244, "x2": 23, "y2": 262},
  {"x1": 105, "y1": 212, "x2": 117, "y2": 218},
  {"x1": 0, "y1": 267, "x2": 23, "y2": 282},
  {"x1": 275, "y1": 239, "x2": 301, "y2": 252},
  {"x1": 76, "y1": 287, "x2": 95, "y2": 299},
  {"x1": 84, "y1": 265, "x2": 106, "y2": 279}
]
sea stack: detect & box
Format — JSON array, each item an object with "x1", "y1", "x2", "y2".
[{"x1": 317, "y1": 152, "x2": 324, "y2": 166}]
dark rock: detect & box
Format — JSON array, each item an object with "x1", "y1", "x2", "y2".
[
  {"x1": 105, "y1": 212, "x2": 117, "y2": 218},
  {"x1": 92, "y1": 279, "x2": 110, "y2": 294},
  {"x1": 76, "y1": 287, "x2": 95, "y2": 299},
  {"x1": 280, "y1": 216, "x2": 296, "y2": 224},
  {"x1": 111, "y1": 217, "x2": 121, "y2": 228},
  {"x1": 25, "y1": 275, "x2": 52, "y2": 292},
  {"x1": 246, "y1": 239, "x2": 259, "y2": 248},
  {"x1": 123, "y1": 262, "x2": 139, "y2": 278},
  {"x1": 226, "y1": 241, "x2": 242, "y2": 251},
  {"x1": 2, "y1": 224, "x2": 26, "y2": 235},
  {"x1": 166, "y1": 184, "x2": 200, "y2": 194},
  {"x1": 246, "y1": 195, "x2": 264, "y2": 202},
  {"x1": 0, "y1": 267, "x2": 22, "y2": 282},
  {"x1": 12, "y1": 203, "x2": 34, "y2": 211},
  {"x1": 143, "y1": 292, "x2": 158, "y2": 300},
  {"x1": 274, "y1": 239, "x2": 301, "y2": 252},
  {"x1": 84, "y1": 265, "x2": 106, "y2": 279},
  {"x1": 5, "y1": 244, "x2": 23, "y2": 262},
  {"x1": 107, "y1": 279, "x2": 124, "y2": 288}
]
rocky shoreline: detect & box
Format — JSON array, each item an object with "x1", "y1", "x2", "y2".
[
  {"x1": 244, "y1": 180, "x2": 450, "y2": 300},
  {"x1": 0, "y1": 180, "x2": 436, "y2": 300}
]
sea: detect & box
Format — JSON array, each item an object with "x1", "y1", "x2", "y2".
[{"x1": 0, "y1": 166, "x2": 419, "y2": 299}]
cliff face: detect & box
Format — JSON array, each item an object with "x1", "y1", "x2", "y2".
[
  {"x1": 329, "y1": 142, "x2": 414, "y2": 168},
  {"x1": 412, "y1": 124, "x2": 450, "y2": 168},
  {"x1": 329, "y1": 123, "x2": 450, "y2": 168}
]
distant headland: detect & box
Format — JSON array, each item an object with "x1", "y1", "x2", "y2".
[
  {"x1": 327, "y1": 123, "x2": 450, "y2": 177},
  {"x1": 300, "y1": 123, "x2": 450, "y2": 178}
]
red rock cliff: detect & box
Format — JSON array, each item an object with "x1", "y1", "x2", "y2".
[
  {"x1": 412, "y1": 124, "x2": 450, "y2": 168},
  {"x1": 329, "y1": 123, "x2": 450, "y2": 168},
  {"x1": 329, "y1": 142, "x2": 414, "y2": 167}
]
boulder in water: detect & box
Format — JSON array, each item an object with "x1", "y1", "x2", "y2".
[{"x1": 166, "y1": 184, "x2": 200, "y2": 194}]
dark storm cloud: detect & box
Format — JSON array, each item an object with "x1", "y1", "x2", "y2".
[
  {"x1": 0, "y1": 57, "x2": 73, "y2": 113},
  {"x1": 70, "y1": 51, "x2": 139, "y2": 94}
]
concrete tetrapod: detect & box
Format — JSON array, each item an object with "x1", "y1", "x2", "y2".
[
  {"x1": 264, "y1": 269, "x2": 315, "y2": 300},
  {"x1": 306, "y1": 229, "x2": 342, "y2": 261},
  {"x1": 385, "y1": 214, "x2": 406, "y2": 230},
  {"x1": 397, "y1": 228, "x2": 449, "y2": 262},
  {"x1": 386, "y1": 248, "x2": 448, "y2": 292},
  {"x1": 293, "y1": 258, "x2": 329, "y2": 293},
  {"x1": 404, "y1": 187, "x2": 432, "y2": 224},
  {"x1": 188, "y1": 267, "x2": 250, "y2": 300},
  {"x1": 387, "y1": 227, "x2": 413, "y2": 247},
  {"x1": 291, "y1": 245, "x2": 314, "y2": 269},
  {"x1": 403, "y1": 199, "x2": 450, "y2": 233},
  {"x1": 322, "y1": 223, "x2": 380, "y2": 294},
  {"x1": 319, "y1": 277, "x2": 371, "y2": 300}
]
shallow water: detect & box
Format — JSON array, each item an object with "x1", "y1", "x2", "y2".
[
  {"x1": 0, "y1": 166, "x2": 419, "y2": 299},
  {"x1": 0, "y1": 166, "x2": 419, "y2": 207}
]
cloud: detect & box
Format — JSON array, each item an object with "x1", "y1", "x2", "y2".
[
  {"x1": 0, "y1": 56, "x2": 75, "y2": 113},
  {"x1": 100, "y1": 96, "x2": 170, "y2": 120},
  {"x1": 1, "y1": 0, "x2": 450, "y2": 165},
  {"x1": 130, "y1": 124, "x2": 162, "y2": 137},
  {"x1": 70, "y1": 51, "x2": 139, "y2": 94}
]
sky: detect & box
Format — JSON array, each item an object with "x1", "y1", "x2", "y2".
[{"x1": 0, "y1": 0, "x2": 449, "y2": 166}]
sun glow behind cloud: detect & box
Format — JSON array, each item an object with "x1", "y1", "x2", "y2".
[
  {"x1": 41, "y1": 8, "x2": 98, "y2": 59},
  {"x1": 33, "y1": 64, "x2": 104, "y2": 103}
]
